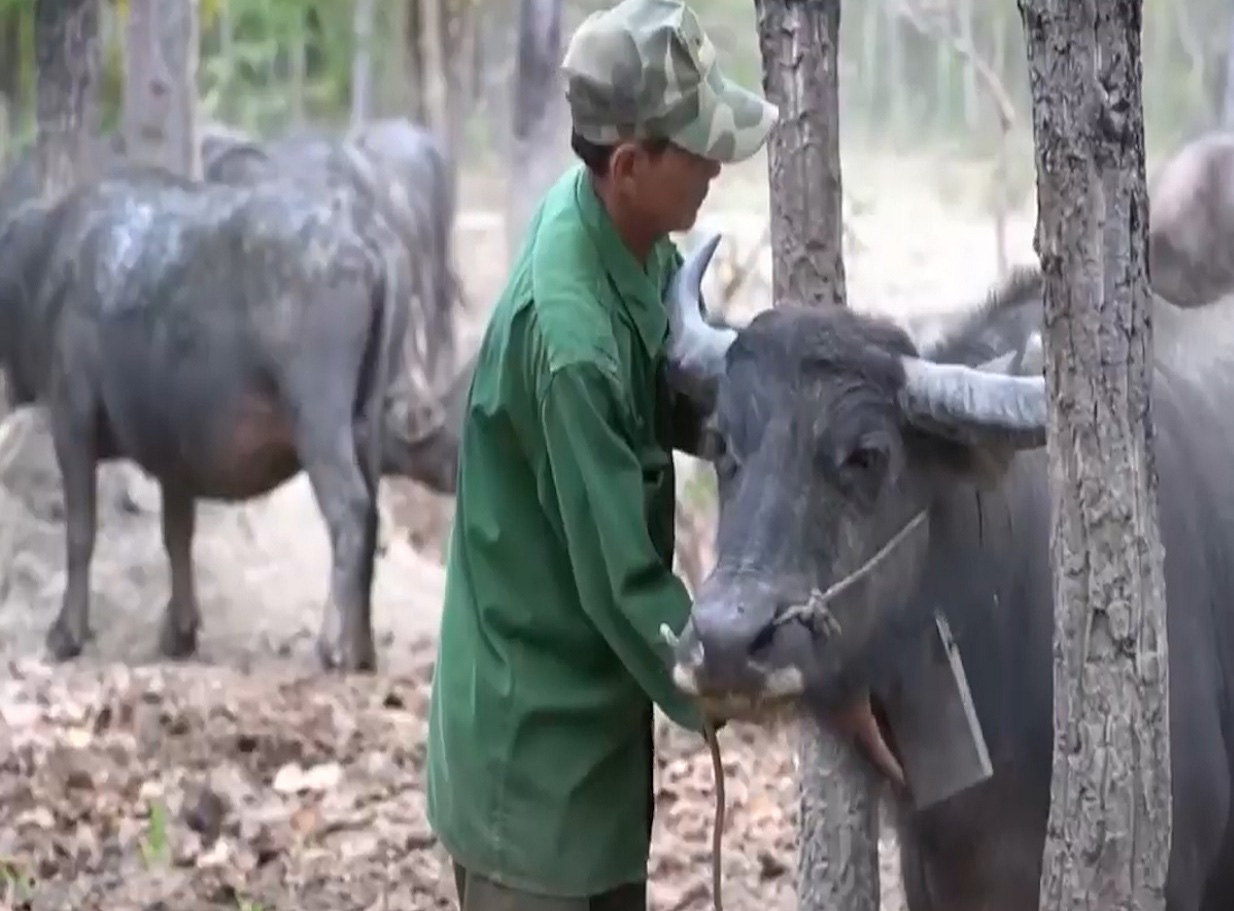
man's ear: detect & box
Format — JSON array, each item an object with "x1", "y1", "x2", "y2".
[{"x1": 608, "y1": 140, "x2": 644, "y2": 187}]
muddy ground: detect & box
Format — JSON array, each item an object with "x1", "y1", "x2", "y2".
[{"x1": 0, "y1": 152, "x2": 1037, "y2": 911}]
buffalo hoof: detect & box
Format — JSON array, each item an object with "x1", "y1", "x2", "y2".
[
  {"x1": 316, "y1": 599, "x2": 377, "y2": 673},
  {"x1": 45, "y1": 616, "x2": 88, "y2": 662},
  {"x1": 315, "y1": 630, "x2": 377, "y2": 674},
  {"x1": 159, "y1": 604, "x2": 200, "y2": 659}
]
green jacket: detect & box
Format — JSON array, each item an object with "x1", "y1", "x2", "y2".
[{"x1": 425, "y1": 162, "x2": 708, "y2": 898}]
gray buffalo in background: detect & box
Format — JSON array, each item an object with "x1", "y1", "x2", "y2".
[
  {"x1": 1149, "y1": 129, "x2": 1234, "y2": 307},
  {"x1": 0, "y1": 116, "x2": 464, "y2": 395},
  {"x1": 0, "y1": 115, "x2": 472, "y2": 671},
  {"x1": 660, "y1": 236, "x2": 1234, "y2": 911},
  {"x1": 0, "y1": 148, "x2": 461, "y2": 672},
  {"x1": 202, "y1": 117, "x2": 463, "y2": 393}
]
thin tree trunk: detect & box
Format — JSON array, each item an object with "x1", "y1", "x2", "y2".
[
  {"x1": 959, "y1": 0, "x2": 978, "y2": 130},
  {"x1": 35, "y1": 0, "x2": 102, "y2": 198},
  {"x1": 351, "y1": 0, "x2": 375, "y2": 130},
  {"x1": 753, "y1": 2, "x2": 879, "y2": 910},
  {"x1": 757, "y1": 0, "x2": 849, "y2": 311},
  {"x1": 1017, "y1": 1, "x2": 1171, "y2": 909},
  {"x1": 1222, "y1": 12, "x2": 1234, "y2": 126},
  {"x1": 480, "y1": 2, "x2": 514, "y2": 161},
  {"x1": 441, "y1": 0, "x2": 468, "y2": 155},
  {"x1": 386, "y1": 0, "x2": 425, "y2": 123},
  {"x1": 0, "y1": 7, "x2": 22, "y2": 111},
  {"x1": 121, "y1": 0, "x2": 199, "y2": 179},
  {"x1": 420, "y1": 0, "x2": 449, "y2": 148},
  {"x1": 506, "y1": 0, "x2": 566, "y2": 264},
  {"x1": 288, "y1": 11, "x2": 306, "y2": 127}
]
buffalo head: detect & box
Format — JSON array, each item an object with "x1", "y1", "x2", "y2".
[{"x1": 664, "y1": 234, "x2": 1046, "y2": 733}]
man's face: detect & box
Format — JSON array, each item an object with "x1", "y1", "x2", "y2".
[{"x1": 611, "y1": 141, "x2": 722, "y2": 235}]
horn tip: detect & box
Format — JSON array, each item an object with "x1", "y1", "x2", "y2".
[{"x1": 685, "y1": 230, "x2": 722, "y2": 264}]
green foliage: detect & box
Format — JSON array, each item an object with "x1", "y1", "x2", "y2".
[
  {"x1": 198, "y1": 0, "x2": 358, "y2": 135},
  {"x1": 139, "y1": 799, "x2": 170, "y2": 868},
  {"x1": 1, "y1": 858, "x2": 33, "y2": 906}
]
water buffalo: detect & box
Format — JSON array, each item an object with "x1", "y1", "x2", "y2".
[
  {"x1": 661, "y1": 236, "x2": 1234, "y2": 911},
  {"x1": 202, "y1": 119, "x2": 463, "y2": 394},
  {"x1": 0, "y1": 164, "x2": 459, "y2": 671},
  {"x1": 1148, "y1": 130, "x2": 1234, "y2": 308},
  {"x1": 0, "y1": 121, "x2": 463, "y2": 393}
]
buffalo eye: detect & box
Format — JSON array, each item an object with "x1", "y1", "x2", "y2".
[
  {"x1": 844, "y1": 444, "x2": 883, "y2": 473},
  {"x1": 834, "y1": 437, "x2": 892, "y2": 505}
]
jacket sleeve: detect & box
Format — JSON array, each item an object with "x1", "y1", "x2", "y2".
[{"x1": 536, "y1": 360, "x2": 705, "y2": 733}]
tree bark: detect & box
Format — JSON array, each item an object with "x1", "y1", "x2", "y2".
[
  {"x1": 1221, "y1": 12, "x2": 1234, "y2": 126},
  {"x1": 1017, "y1": 2, "x2": 1171, "y2": 910},
  {"x1": 479, "y1": 1, "x2": 515, "y2": 162},
  {"x1": 753, "y1": 2, "x2": 880, "y2": 911},
  {"x1": 388, "y1": 0, "x2": 426, "y2": 125},
  {"x1": 34, "y1": 0, "x2": 102, "y2": 199},
  {"x1": 420, "y1": 0, "x2": 449, "y2": 151},
  {"x1": 0, "y1": 7, "x2": 21, "y2": 113},
  {"x1": 121, "y1": 0, "x2": 199, "y2": 180},
  {"x1": 506, "y1": 0, "x2": 567, "y2": 264},
  {"x1": 756, "y1": 0, "x2": 848, "y2": 311},
  {"x1": 351, "y1": 0, "x2": 376, "y2": 129}
]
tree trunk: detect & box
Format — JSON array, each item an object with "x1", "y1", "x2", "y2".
[
  {"x1": 420, "y1": 0, "x2": 449, "y2": 149},
  {"x1": 506, "y1": 0, "x2": 567, "y2": 264},
  {"x1": 0, "y1": 7, "x2": 22, "y2": 112},
  {"x1": 386, "y1": 0, "x2": 425, "y2": 124},
  {"x1": 121, "y1": 0, "x2": 199, "y2": 180},
  {"x1": 440, "y1": 0, "x2": 469, "y2": 156},
  {"x1": 288, "y1": 11, "x2": 307, "y2": 127},
  {"x1": 1017, "y1": 2, "x2": 1171, "y2": 910},
  {"x1": 959, "y1": 0, "x2": 978, "y2": 130},
  {"x1": 35, "y1": 0, "x2": 102, "y2": 198},
  {"x1": 479, "y1": 2, "x2": 515, "y2": 162},
  {"x1": 754, "y1": 2, "x2": 880, "y2": 911},
  {"x1": 757, "y1": 0, "x2": 848, "y2": 312},
  {"x1": 351, "y1": 0, "x2": 376, "y2": 129},
  {"x1": 1221, "y1": 12, "x2": 1234, "y2": 126}
]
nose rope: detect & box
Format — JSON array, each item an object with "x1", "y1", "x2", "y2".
[
  {"x1": 660, "y1": 624, "x2": 727, "y2": 911},
  {"x1": 773, "y1": 508, "x2": 930, "y2": 630},
  {"x1": 702, "y1": 718, "x2": 726, "y2": 911}
]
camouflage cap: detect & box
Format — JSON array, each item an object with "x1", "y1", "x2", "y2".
[{"x1": 561, "y1": 0, "x2": 779, "y2": 164}]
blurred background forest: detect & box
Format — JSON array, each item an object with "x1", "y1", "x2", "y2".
[
  {"x1": 4, "y1": 0, "x2": 1232, "y2": 637},
  {"x1": 2, "y1": 0, "x2": 1231, "y2": 231},
  {"x1": 0, "y1": 3, "x2": 1228, "y2": 908}
]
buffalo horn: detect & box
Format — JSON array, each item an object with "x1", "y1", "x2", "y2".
[
  {"x1": 898, "y1": 356, "x2": 1047, "y2": 449},
  {"x1": 664, "y1": 232, "x2": 737, "y2": 404}
]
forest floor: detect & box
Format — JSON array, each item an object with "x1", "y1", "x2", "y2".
[{"x1": 0, "y1": 148, "x2": 1037, "y2": 911}]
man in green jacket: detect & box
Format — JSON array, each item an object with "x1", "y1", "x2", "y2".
[{"x1": 425, "y1": 0, "x2": 778, "y2": 907}]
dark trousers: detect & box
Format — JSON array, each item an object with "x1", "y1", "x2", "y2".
[{"x1": 452, "y1": 863, "x2": 646, "y2": 911}]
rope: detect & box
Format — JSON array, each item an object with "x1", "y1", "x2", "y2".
[{"x1": 702, "y1": 718, "x2": 726, "y2": 911}]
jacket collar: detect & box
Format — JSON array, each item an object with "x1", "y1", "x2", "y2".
[{"x1": 573, "y1": 165, "x2": 674, "y2": 359}]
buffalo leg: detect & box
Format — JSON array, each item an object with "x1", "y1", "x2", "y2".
[
  {"x1": 45, "y1": 411, "x2": 99, "y2": 661},
  {"x1": 299, "y1": 423, "x2": 379, "y2": 672},
  {"x1": 158, "y1": 482, "x2": 200, "y2": 658}
]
